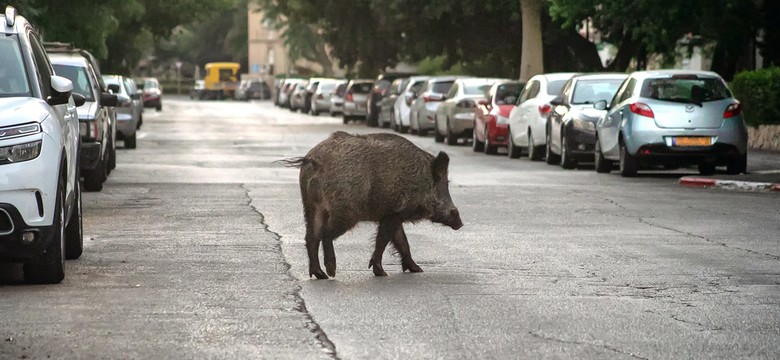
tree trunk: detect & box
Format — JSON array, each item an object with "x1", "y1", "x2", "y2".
[{"x1": 520, "y1": 0, "x2": 544, "y2": 81}]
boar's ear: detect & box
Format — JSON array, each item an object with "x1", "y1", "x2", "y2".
[{"x1": 431, "y1": 151, "x2": 450, "y2": 182}]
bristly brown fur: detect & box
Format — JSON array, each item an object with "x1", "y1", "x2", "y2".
[{"x1": 275, "y1": 157, "x2": 317, "y2": 169}]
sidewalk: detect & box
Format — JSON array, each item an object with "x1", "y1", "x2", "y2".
[{"x1": 680, "y1": 171, "x2": 780, "y2": 192}]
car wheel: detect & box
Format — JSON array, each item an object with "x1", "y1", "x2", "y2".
[
  {"x1": 343, "y1": 115, "x2": 350, "y2": 124},
  {"x1": 311, "y1": 107, "x2": 319, "y2": 116},
  {"x1": 726, "y1": 153, "x2": 747, "y2": 174},
  {"x1": 507, "y1": 130, "x2": 522, "y2": 159},
  {"x1": 125, "y1": 132, "x2": 137, "y2": 149},
  {"x1": 594, "y1": 138, "x2": 612, "y2": 174},
  {"x1": 528, "y1": 131, "x2": 542, "y2": 161},
  {"x1": 619, "y1": 140, "x2": 639, "y2": 177},
  {"x1": 24, "y1": 176, "x2": 65, "y2": 284},
  {"x1": 484, "y1": 126, "x2": 498, "y2": 155},
  {"x1": 83, "y1": 155, "x2": 107, "y2": 192},
  {"x1": 472, "y1": 123, "x2": 484, "y2": 152},
  {"x1": 560, "y1": 132, "x2": 576, "y2": 169},
  {"x1": 445, "y1": 118, "x2": 458, "y2": 146},
  {"x1": 65, "y1": 180, "x2": 83, "y2": 260},
  {"x1": 107, "y1": 137, "x2": 116, "y2": 174},
  {"x1": 698, "y1": 162, "x2": 716, "y2": 176},
  {"x1": 137, "y1": 114, "x2": 143, "y2": 129},
  {"x1": 366, "y1": 109, "x2": 378, "y2": 127},
  {"x1": 545, "y1": 128, "x2": 560, "y2": 165},
  {"x1": 434, "y1": 121, "x2": 444, "y2": 143},
  {"x1": 156, "y1": 103, "x2": 162, "y2": 111}
]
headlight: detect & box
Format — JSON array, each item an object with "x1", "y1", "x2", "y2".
[
  {"x1": 0, "y1": 140, "x2": 42, "y2": 164},
  {"x1": 0, "y1": 123, "x2": 41, "y2": 140},
  {"x1": 496, "y1": 115, "x2": 509, "y2": 125}
]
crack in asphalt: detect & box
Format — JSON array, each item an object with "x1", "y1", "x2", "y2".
[
  {"x1": 528, "y1": 331, "x2": 648, "y2": 359},
  {"x1": 241, "y1": 184, "x2": 340, "y2": 360},
  {"x1": 644, "y1": 310, "x2": 723, "y2": 332}
]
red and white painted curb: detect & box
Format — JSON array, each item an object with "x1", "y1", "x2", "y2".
[{"x1": 679, "y1": 177, "x2": 780, "y2": 192}]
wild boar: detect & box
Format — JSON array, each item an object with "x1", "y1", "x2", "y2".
[{"x1": 280, "y1": 131, "x2": 463, "y2": 279}]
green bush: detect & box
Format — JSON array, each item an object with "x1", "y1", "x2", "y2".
[{"x1": 731, "y1": 67, "x2": 780, "y2": 127}]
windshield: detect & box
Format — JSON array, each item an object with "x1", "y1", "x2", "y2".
[
  {"x1": 431, "y1": 81, "x2": 454, "y2": 94},
  {"x1": 571, "y1": 79, "x2": 625, "y2": 105},
  {"x1": 640, "y1": 76, "x2": 731, "y2": 104},
  {"x1": 52, "y1": 64, "x2": 95, "y2": 101},
  {"x1": 495, "y1": 83, "x2": 522, "y2": 105},
  {"x1": 144, "y1": 79, "x2": 160, "y2": 89},
  {"x1": 547, "y1": 79, "x2": 567, "y2": 96},
  {"x1": 0, "y1": 36, "x2": 32, "y2": 97}
]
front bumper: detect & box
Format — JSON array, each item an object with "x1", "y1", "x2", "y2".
[
  {"x1": 0, "y1": 204, "x2": 55, "y2": 262},
  {"x1": 564, "y1": 120, "x2": 597, "y2": 161}
]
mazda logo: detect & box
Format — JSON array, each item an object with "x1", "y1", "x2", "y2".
[{"x1": 685, "y1": 105, "x2": 695, "y2": 113}]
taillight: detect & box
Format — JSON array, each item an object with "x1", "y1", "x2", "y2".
[
  {"x1": 538, "y1": 104, "x2": 551, "y2": 117},
  {"x1": 724, "y1": 102, "x2": 742, "y2": 118},
  {"x1": 423, "y1": 95, "x2": 440, "y2": 103},
  {"x1": 345, "y1": 92, "x2": 353, "y2": 102},
  {"x1": 316, "y1": 94, "x2": 324, "y2": 100},
  {"x1": 629, "y1": 102, "x2": 655, "y2": 118}
]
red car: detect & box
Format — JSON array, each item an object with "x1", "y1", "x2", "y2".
[{"x1": 472, "y1": 81, "x2": 524, "y2": 154}]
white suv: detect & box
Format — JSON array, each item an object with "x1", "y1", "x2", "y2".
[{"x1": 0, "y1": 6, "x2": 84, "y2": 284}]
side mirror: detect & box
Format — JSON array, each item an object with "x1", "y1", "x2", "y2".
[
  {"x1": 47, "y1": 75, "x2": 73, "y2": 106},
  {"x1": 72, "y1": 93, "x2": 86, "y2": 107},
  {"x1": 477, "y1": 99, "x2": 489, "y2": 106},
  {"x1": 593, "y1": 100, "x2": 608, "y2": 110},
  {"x1": 549, "y1": 95, "x2": 564, "y2": 106},
  {"x1": 100, "y1": 92, "x2": 118, "y2": 107},
  {"x1": 107, "y1": 84, "x2": 121, "y2": 94}
]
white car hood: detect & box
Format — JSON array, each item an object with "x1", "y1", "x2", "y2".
[
  {"x1": 0, "y1": 97, "x2": 51, "y2": 127},
  {"x1": 76, "y1": 101, "x2": 98, "y2": 120}
]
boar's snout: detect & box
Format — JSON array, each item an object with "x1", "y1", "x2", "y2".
[{"x1": 447, "y1": 208, "x2": 463, "y2": 230}]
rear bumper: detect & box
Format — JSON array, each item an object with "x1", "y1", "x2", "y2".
[
  {"x1": 625, "y1": 117, "x2": 748, "y2": 161},
  {"x1": 0, "y1": 204, "x2": 55, "y2": 262},
  {"x1": 487, "y1": 123, "x2": 509, "y2": 145},
  {"x1": 343, "y1": 102, "x2": 367, "y2": 117},
  {"x1": 116, "y1": 112, "x2": 137, "y2": 138}
]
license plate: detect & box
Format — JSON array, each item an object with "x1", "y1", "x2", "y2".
[{"x1": 673, "y1": 137, "x2": 712, "y2": 147}]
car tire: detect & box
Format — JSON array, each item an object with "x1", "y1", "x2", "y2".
[
  {"x1": 311, "y1": 107, "x2": 319, "y2": 116},
  {"x1": 434, "y1": 124, "x2": 444, "y2": 143},
  {"x1": 156, "y1": 103, "x2": 162, "y2": 111},
  {"x1": 528, "y1": 131, "x2": 542, "y2": 161},
  {"x1": 65, "y1": 180, "x2": 83, "y2": 260},
  {"x1": 726, "y1": 153, "x2": 747, "y2": 175},
  {"x1": 560, "y1": 133, "x2": 576, "y2": 169},
  {"x1": 107, "y1": 135, "x2": 116, "y2": 174},
  {"x1": 484, "y1": 126, "x2": 498, "y2": 155},
  {"x1": 342, "y1": 115, "x2": 350, "y2": 124},
  {"x1": 137, "y1": 114, "x2": 143, "y2": 129},
  {"x1": 472, "y1": 123, "x2": 484, "y2": 152},
  {"x1": 24, "y1": 176, "x2": 66, "y2": 284},
  {"x1": 619, "y1": 140, "x2": 639, "y2": 177},
  {"x1": 366, "y1": 111, "x2": 378, "y2": 127},
  {"x1": 125, "y1": 132, "x2": 137, "y2": 149},
  {"x1": 545, "y1": 128, "x2": 560, "y2": 165},
  {"x1": 445, "y1": 118, "x2": 458, "y2": 146},
  {"x1": 83, "y1": 155, "x2": 107, "y2": 192},
  {"x1": 698, "y1": 162, "x2": 717, "y2": 176},
  {"x1": 507, "y1": 130, "x2": 522, "y2": 159},
  {"x1": 594, "y1": 138, "x2": 612, "y2": 174}
]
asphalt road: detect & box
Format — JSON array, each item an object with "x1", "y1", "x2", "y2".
[{"x1": 1, "y1": 97, "x2": 778, "y2": 359}]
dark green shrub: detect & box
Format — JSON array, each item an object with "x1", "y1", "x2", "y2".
[{"x1": 731, "y1": 67, "x2": 780, "y2": 126}]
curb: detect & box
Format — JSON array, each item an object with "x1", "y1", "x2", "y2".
[{"x1": 679, "y1": 177, "x2": 780, "y2": 193}]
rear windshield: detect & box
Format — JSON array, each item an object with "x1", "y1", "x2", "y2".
[
  {"x1": 335, "y1": 83, "x2": 347, "y2": 96},
  {"x1": 571, "y1": 79, "x2": 625, "y2": 105},
  {"x1": 464, "y1": 83, "x2": 492, "y2": 95},
  {"x1": 350, "y1": 83, "x2": 373, "y2": 93},
  {"x1": 547, "y1": 79, "x2": 567, "y2": 96},
  {"x1": 53, "y1": 64, "x2": 95, "y2": 101},
  {"x1": 495, "y1": 83, "x2": 522, "y2": 105},
  {"x1": 0, "y1": 36, "x2": 31, "y2": 97},
  {"x1": 431, "y1": 81, "x2": 454, "y2": 94},
  {"x1": 320, "y1": 82, "x2": 336, "y2": 92},
  {"x1": 640, "y1": 77, "x2": 731, "y2": 104}
]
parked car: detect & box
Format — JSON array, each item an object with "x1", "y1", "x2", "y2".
[
  {"x1": 473, "y1": 80, "x2": 524, "y2": 155},
  {"x1": 126, "y1": 77, "x2": 144, "y2": 129},
  {"x1": 137, "y1": 77, "x2": 163, "y2": 111},
  {"x1": 506, "y1": 73, "x2": 577, "y2": 161},
  {"x1": 245, "y1": 80, "x2": 271, "y2": 100},
  {"x1": 594, "y1": 70, "x2": 748, "y2": 176},
  {"x1": 190, "y1": 80, "x2": 205, "y2": 100},
  {"x1": 434, "y1": 78, "x2": 502, "y2": 145},
  {"x1": 367, "y1": 72, "x2": 416, "y2": 127},
  {"x1": 273, "y1": 78, "x2": 284, "y2": 105},
  {"x1": 377, "y1": 77, "x2": 410, "y2": 128},
  {"x1": 392, "y1": 76, "x2": 429, "y2": 132},
  {"x1": 278, "y1": 78, "x2": 303, "y2": 108},
  {"x1": 303, "y1": 78, "x2": 331, "y2": 114},
  {"x1": 289, "y1": 81, "x2": 308, "y2": 112},
  {"x1": 543, "y1": 73, "x2": 628, "y2": 168},
  {"x1": 329, "y1": 81, "x2": 348, "y2": 116},
  {"x1": 103, "y1": 75, "x2": 142, "y2": 149},
  {"x1": 234, "y1": 79, "x2": 251, "y2": 100},
  {"x1": 342, "y1": 79, "x2": 374, "y2": 123},
  {"x1": 310, "y1": 80, "x2": 339, "y2": 116},
  {"x1": 409, "y1": 76, "x2": 459, "y2": 135},
  {"x1": 0, "y1": 6, "x2": 84, "y2": 284},
  {"x1": 50, "y1": 53, "x2": 118, "y2": 192}
]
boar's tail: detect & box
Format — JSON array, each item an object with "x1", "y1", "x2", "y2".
[{"x1": 275, "y1": 157, "x2": 318, "y2": 169}]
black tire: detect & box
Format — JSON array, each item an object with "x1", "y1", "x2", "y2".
[
  {"x1": 560, "y1": 133, "x2": 576, "y2": 169},
  {"x1": 125, "y1": 132, "x2": 137, "y2": 149},
  {"x1": 83, "y1": 154, "x2": 107, "y2": 192},
  {"x1": 507, "y1": 130, "x2": 522, "y2": 159},
  {"x1": 698, "y1": 162, "x2": 717, "y2": 176},
  {"x1": 366, "y1": 111, "x2": 379, "y2": 127},
  {"x1": 619, "y1": 140, "x2": 639, "y2": 177},
  {"x1": 726, "y1": 153, "x2": 747, "y2": 174},
  {"x1": 594, "y1": 138, "x2": 612, "y2": 173},
  {"x1": 434, "y1": 125, "x2": 444, "y2": 143},
  {"x1": 445, "y1": 119, "x2": 458, "y2": 146},
  {"x1": 24, "y1": 176, "x2": 66, "y2": 284},
  {"x1": 528, "y1": 131, "x2": 542, "y2": 161},
  {"x1": 545, "y1": 128, "x2": 560, "y2": 165},
  {"x1": 472, "y1": 124, "x2": 485, "y2": 152},
  {"x1": 65, "y1": 180, "x2": 83, "y2": 260},
  {"x1": 156, "y1": 103, "x2": 162, "y2": 111},
  {"x1": 417, "y1": 128, "x2": 427, "y2": 136},
  {"x1": 311, "y1": 108, "x2": 319, "y2": 116},
  {"x1": 390, "y1": 115, "x2": 397, "y2": 131},
  {"x1": 137, "y1": 114, "x2": 143, "y2": 129},
  {"x1": 108, "y1": 137, "x2": 116, "y2": 173},
  {"x1": 484, "y1": 126, "x2": 498, "y2": 155}
]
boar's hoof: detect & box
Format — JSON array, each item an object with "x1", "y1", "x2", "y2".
[
  {"x1": 368, "y1": 259, "x2": 388, "y2": 277},
  {"x1": 326, "y1": 265, "x2": 336, "y2": 278},
  {"x1": 310, "y1": 270, "x2": 329, "y2": 279},
  {"x1": 402, "y1": 261, "x2": 424, "y2": 273}
]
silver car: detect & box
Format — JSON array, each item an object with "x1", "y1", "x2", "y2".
[
  {"x1": 103, "y1": 75, "x2": 142, "y2": 148},
  {"x1": 594, "y1": 70, "x2": 748, "y2": 177},
  {"x1": 393, "y1": 75, "x2": 429, "y2": 132},
  {"x1": 310, "y1": 80, "x2": 339, "y2": 116},
  {"x1": 329, "y1": 81, "x2": 347, "y2": 116},
  {"x1": 409, "y1": 76, "x2": 458, "y2": 135},
  {"x1": 434, "y1": 78, "x2": 504, "y2": 145},
  {"x1": 342, "y1": 80, "x2": 373, "y2": 123}
]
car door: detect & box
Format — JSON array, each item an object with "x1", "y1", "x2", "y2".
[
  {"x1": 509, "y1": 81, "x2": 532, "y2": 145},
  {"x1": 548, "y1": 78, "x2": 574, "y2": 154},
  {"x1": 600, "y1": 78, "x2": 635, "y2": 158}
]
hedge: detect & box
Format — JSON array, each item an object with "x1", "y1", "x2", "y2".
[{"x1": 731, "y1": 67, "x2": 780, "y2": 127}]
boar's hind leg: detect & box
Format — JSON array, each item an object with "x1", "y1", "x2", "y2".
[
  {"x1": 321, "y1": 213, "x2": 353, "y2": 278},
  {"x1": 305, "y1": 224, "x2": 328, "y2": 280},
  {"x1": 368, "y1": 218, "x2": 396, "y2": 277},
  {"x1": 393, "y1": 224, "x2": 423, "y2": 273}
]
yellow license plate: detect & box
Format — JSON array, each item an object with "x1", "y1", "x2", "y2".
[{"x1": 674, "y1": 137, "x2": 711, "y2": 147}]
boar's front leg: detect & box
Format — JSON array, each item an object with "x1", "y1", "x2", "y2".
[
  {"x1": 392, "y1": 224, "x2": 423, "y2": 273},
  {"x1": 368, "y1": 218, "x2": 395, "y2": 277}
]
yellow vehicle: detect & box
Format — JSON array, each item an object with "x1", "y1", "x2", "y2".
[{"x1": 203, "y1": 62, "x2": 240, "y2": 100}]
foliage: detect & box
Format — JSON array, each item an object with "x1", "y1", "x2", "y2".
[{"x1": 731, "y1": 67, "x2": 780, "y2": 126}]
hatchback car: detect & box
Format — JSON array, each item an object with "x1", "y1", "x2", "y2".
[
  {"x1": 409, "y1": 76, "x2": 458, "y2": 135},
  {"x1": 435, "y1": 78, "x2": 503, "y2": 145},
  {"x1": 342, "y1": 80, "x2": 373, "y2": 123},
  {"x1": 104, "y1": 75, "x2": 142, "y2": 149},
  {"x1": 329, "y1": 81, "x2": 347, "y2": 116},
  {"x1": 310, "y1": 80, "x2": 339, "y2": 116},
  {"x1": 473, "y1": 80, "x2": 524, "y2": 155},
  {"x1": 506, "y1": 73, "x2": 577, "y2": 161},
  {"x1": 377, "y1": 77, "x2": 409, "y2": 128},
  {"x1": 545, "y1": 73, "x2": 627, "y2": 168},
  {"x1": 1, "y1": 6, "x2": 84, "y2": 284},
  {"x1": 392, "y1": 76, "x2": 429, "y2": 132},
  {"x1": 594, "y1": 70, "x2": 748, "y2": 176},
  {"x1": 366, "y1": 72, "x2": 416, "y2": 127},
  {"x1": 138, "y1": 77, "x2": 163, "y2": 111}
]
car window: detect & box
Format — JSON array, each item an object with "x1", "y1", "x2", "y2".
[
  {"x1": 29, "y1": 33, "x2": 53, "y2": 97},
  {"x1": 571, "y1": 79, "x2": 625, "y2": 105},
  {"x1": 546, "y1": 79, "x2": 567, "y2": 96},
  {"x1": 640, "y1": 76, "x2": 731, "y2": 104},
  {"x1": 463, "y1": 83, "x2": 491, "y2": 95},
  {"x1": 516, "y1": 80, "x2": 535, "y2": 104},
  {"x1": 350, "y1": 83, "x2": 373, "y2": 93},
  {"x1": 389, "y1": 79, "x2": 404, "y2": 95},
  {"x1": 0, "y1": 36, "x2": 32, "y2": 97},
  {"x1": 334, "y1": 83, "x2": 347, "y2": 96},
  {"x1": 495, "y1": 82, "x2": 522, "y2": 105},
  {"x1": 319, "y1": 82, "x2": 336, "y2": 92},
  {"x1": 617, "y1": 78, "x2": 637, "y2": 104},
  {"x1": 52, "y1": 64, "x2": 95, "y2": 101},
  {"x1": 432, "y1": 81, "x2": 454, "y2": 94},
  {"x1": 526, "y1": 81, "x2": 541, "y2": 99},
  {"x1": 409, "y1": 80, "x2": 425, "y2": 94},
  {"x1": 124, "y1": 78, "x2": 136, "y2": 95},
  {"x1": 446, "y1": 83, "x2": 459, "y2": 98}
]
